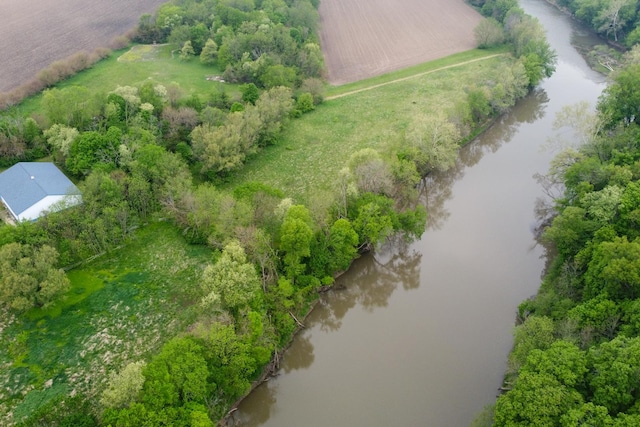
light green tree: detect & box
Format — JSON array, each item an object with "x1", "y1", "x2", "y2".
[
  {"x1": 100, "y1": 361, "x2": 147, "y2": 410},
  {"x1": 180, "y1": 40, "x2": 195, "y2": 61},
  {"x1": 279, "y1": 205, "x2": 314, "y2": 280},
  {"x1": 199, "y1": 38, "x2": 218, "y2": 65},
  {"x1": 0, "y1": 243, "x2": 70, "y2": 312},
  {"x1": 201, "y1": 240, "x2": 261, "y2": 312}
]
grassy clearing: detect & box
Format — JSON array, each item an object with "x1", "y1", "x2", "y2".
[
  {"x1": 0, "y1": 222, "x2": 212, "y2": 424},
  {"x1": 224, "y1": 50, "x2": 512, "y2": 203},
  {"x1": 16, "y1": 44, "x2": 231, "y2": 116}
]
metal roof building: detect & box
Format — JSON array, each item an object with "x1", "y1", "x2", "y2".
[{"x1": 0, "y1": 162, "x2": 81, "y2": 221}]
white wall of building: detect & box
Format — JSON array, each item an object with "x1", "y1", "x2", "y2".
[{"x1": 17, "y1": 195, "x2": 82, "y2": 221}]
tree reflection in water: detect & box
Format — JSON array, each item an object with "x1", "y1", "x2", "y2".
[{"x1": 423, "y1": 88, "x2": 549, "y2": 231}]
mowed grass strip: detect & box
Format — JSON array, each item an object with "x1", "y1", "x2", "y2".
[
  {"x1": 226, "y1": 50, "x2": 512, "y2": 203},
  {"x1": 0, "y1": 222, "x2": 211, "y2": 421}
]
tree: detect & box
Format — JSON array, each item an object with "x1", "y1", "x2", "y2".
[
  {"x1": 327, "y1": 218, "x2": 359, "y2": 273},
  {"x1": 0, "y1": 243, "x2": 70, "y2": 312},
  {"x1": 509, "y1": 315, "x2": 556, "y2": 371},
  {"x1": 260, "y1": 64, "x2": 297, "y2": 88},
  {"x1": 200, "y1": 38, "x2": 219, "y2": 65},
  {"x1": 521, "y1": 341, "x2": 588, "y2": 388},
  {"x1": 201, "y1": 240, "x2": 261, "y2": 312},
  {"x1": 41, "y1": 86, "x2": 101, "y2": 129},
  {"x1": 180, "y1": 40, "x2": 195, "y2": 61},
  {"x1": 296, "y1": 92, "x2": 315, "y2": 114},
  {"x1": 560, "y1": 402, "x2": 614, "y2": 427},
  {"x1": 405, "y1": 112, "x2": 461, "y2": 175},
  {"x1": 240, "y1": 83, "x2": 260, "y2": 104},
  {"x1": 494, "y1": 371, "x2": 584, "y2": 426},
  {"x1": 352, "y1": 194, "x2": 396, "y2": 250},
  {"x1": 100, "y1": 361, "x2": 147, "y2": 410},
  {"x1": 347, "y1": 148, "x2": 393, "y2": 195},
  {"x1": 588, "y1": 336, "x2": 640, "y2": 414},
  {"x1": 474, "y1": 17, "x2": 506, "y2": 48},
  {"x1": 43, "y1": 124, "x2": 78, "y2": 157},
  {"x1": 598, "y1": 63, "x2": 640, "y2": 127},
  {"x1": 593, "y1": 0, "x2": 636, "y2": 42},
  {"x1": 142, "y1": 336, "x2": 209, "y2": 408},
  {"x1": 279, "y1": 205, "x2": 314, "y2": 280},
  {"x1": 584, "y1": 236, "x2": 640, "y2": 300}
]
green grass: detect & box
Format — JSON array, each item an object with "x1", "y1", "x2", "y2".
[
  {"x1": 324, "y1": 46, "x2": 509, "y2": 98},
  {"x1": 224, "y1": 50, "x2": 512, "y2": 203},
  {"x1": 15, "y1": 44, "x2": 233, "y2": 116},
  {"x1": 0, "y1": 222, "x2": 212, "y2": 424}
]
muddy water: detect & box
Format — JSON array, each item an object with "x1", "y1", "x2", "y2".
[{"x1": 232, "y1": 1, "x2": 606, "y2": 425}]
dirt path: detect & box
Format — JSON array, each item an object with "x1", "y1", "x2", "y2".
[{"x1": 326, "y1": 54, "x2": 506, "y2": 101}]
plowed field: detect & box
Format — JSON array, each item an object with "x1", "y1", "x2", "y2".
[
  {"x1": 319, "y1": 0, "x2": 483, "y2": 84},
  {"x1": 0, "y1": 0, "x2": 166, "y2": 92}
]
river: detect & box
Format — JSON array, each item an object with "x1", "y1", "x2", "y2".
[{"x1": 231, "y1": 1, "x2": 606, "y2": 425}]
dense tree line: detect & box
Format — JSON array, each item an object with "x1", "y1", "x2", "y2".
[
  {"x1": 475, "y1": 50, "x2": 640, "y2": 426},
  {"x1": 135, "y1": 0, "x2": 324, "y2": 88},
  {"x1": 552, "y1": 0, "x2": 640, "y2": 47}
]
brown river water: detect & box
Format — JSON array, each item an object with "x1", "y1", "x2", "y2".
[{"x1": 231, "y1": 1, "x2": 606, "y2": 425}]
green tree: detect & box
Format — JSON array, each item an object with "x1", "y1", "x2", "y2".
[
  {"x1": 240, "y1": 83, "x2": 260, "y2": 104},
  {"x1": 405, "y1": 112, "x2": 461, "y2": 176},
  {"x1": 279, "y1": 205, "x2": 314, "y2": 280},
  {"x1": 352, "y1": 194, "x2": 396, "y2": 250},
  {"x1": 200, "y1": 38, "x2": 219, "y2": 65},
  {"x1": 100, "y1": 361, "x2": 147, "y2": 410},
  {"x1": 494, "y1": 370, "x2": 584, "y2": 426},
  {"x1": 509, "y1": 315, "x2": 556, "y2": 371},
  {"x1": 43, "y1": 124, "x2": 79, "y2": 157},
  {"x1": 560, "y1": 402, "x2": 614, "y2": 427},
  {"x1": 260, "y1": 64, "x2": 297, "y2": 88},
  {"x1": 0, "y1": 243, "x2": 70, "y2": 312},
  {"x1": 201, "y1": 240, "x2": 261, "y2": 312},
  {"x1": 142, "y1": 336, "x2": 209, "y2": 408},
  {"x1": 474, "y1": 17, "x2": 506, "y2": 48},
  {"x1": 328, "y1": 218, "x2": 359, "y2": 273},
  {"x1": 598, "y1": 64, "x2": 640, "y2": 127},
  {"x1": 180, "y1": 40, "x2": 195, "y2": 61},
  {"x1": 588, "y1": 336, "x2": 640, "y2": 414},
  {"x1": 584, "y1": 236, "x2": 640, "y2": 300}
]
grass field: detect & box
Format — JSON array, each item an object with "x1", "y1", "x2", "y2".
[
  {"x1": 0, "y1": 222, "x2": 212, "y2": 424},
  {"x1": 15, "y1": 44, "x2": 230, "y2": 116},
  {"x1": 224, "y1": 49, "x2": 512, "y2": 203}
]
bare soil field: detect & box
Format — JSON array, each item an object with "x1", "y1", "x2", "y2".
[
  {"x1": 318, "y1": 0, "x2": 483, "y2": 85},
  {"x1": 0, "y1": 0, "x2": 166, "y2": 92}
]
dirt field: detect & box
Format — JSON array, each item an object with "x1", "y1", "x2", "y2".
[
  {"x1": 0, "y1": 0, "x2": 166, "y2": 93},
  {"x1": 318, "y1": 0, "x2": 483, "y2": 85}
]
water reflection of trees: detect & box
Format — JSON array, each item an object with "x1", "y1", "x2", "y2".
[
  {"x1": 423, "y1": 88, "x2": 549, "y2": 230},
  {"x1": 318, "y1": 240, "x2": 422, "y2": 333}
]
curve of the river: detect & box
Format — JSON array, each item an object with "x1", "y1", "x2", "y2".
[{"x1": 232, "y1": 1, "x2": 606, "y2": 425}]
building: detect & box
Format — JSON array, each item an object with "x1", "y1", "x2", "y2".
[{"x1": 0, "y1": 162, "x2": 81, "y2": 222}]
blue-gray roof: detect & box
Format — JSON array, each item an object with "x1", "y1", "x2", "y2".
[{"x1": 0, "y1": 162, "x2": 80, "y2": 217}]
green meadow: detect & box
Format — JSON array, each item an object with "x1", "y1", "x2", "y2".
[{"x1": 225, "y1": 49, "x2": 511, "y2": 203}]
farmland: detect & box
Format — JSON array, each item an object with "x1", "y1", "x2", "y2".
[
  {"x1": 0, "y1": 0, "x2": 166, "y2": 93},
  {"x1": 319, "y1": 0, "x2": 483, "y2": 84}
]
